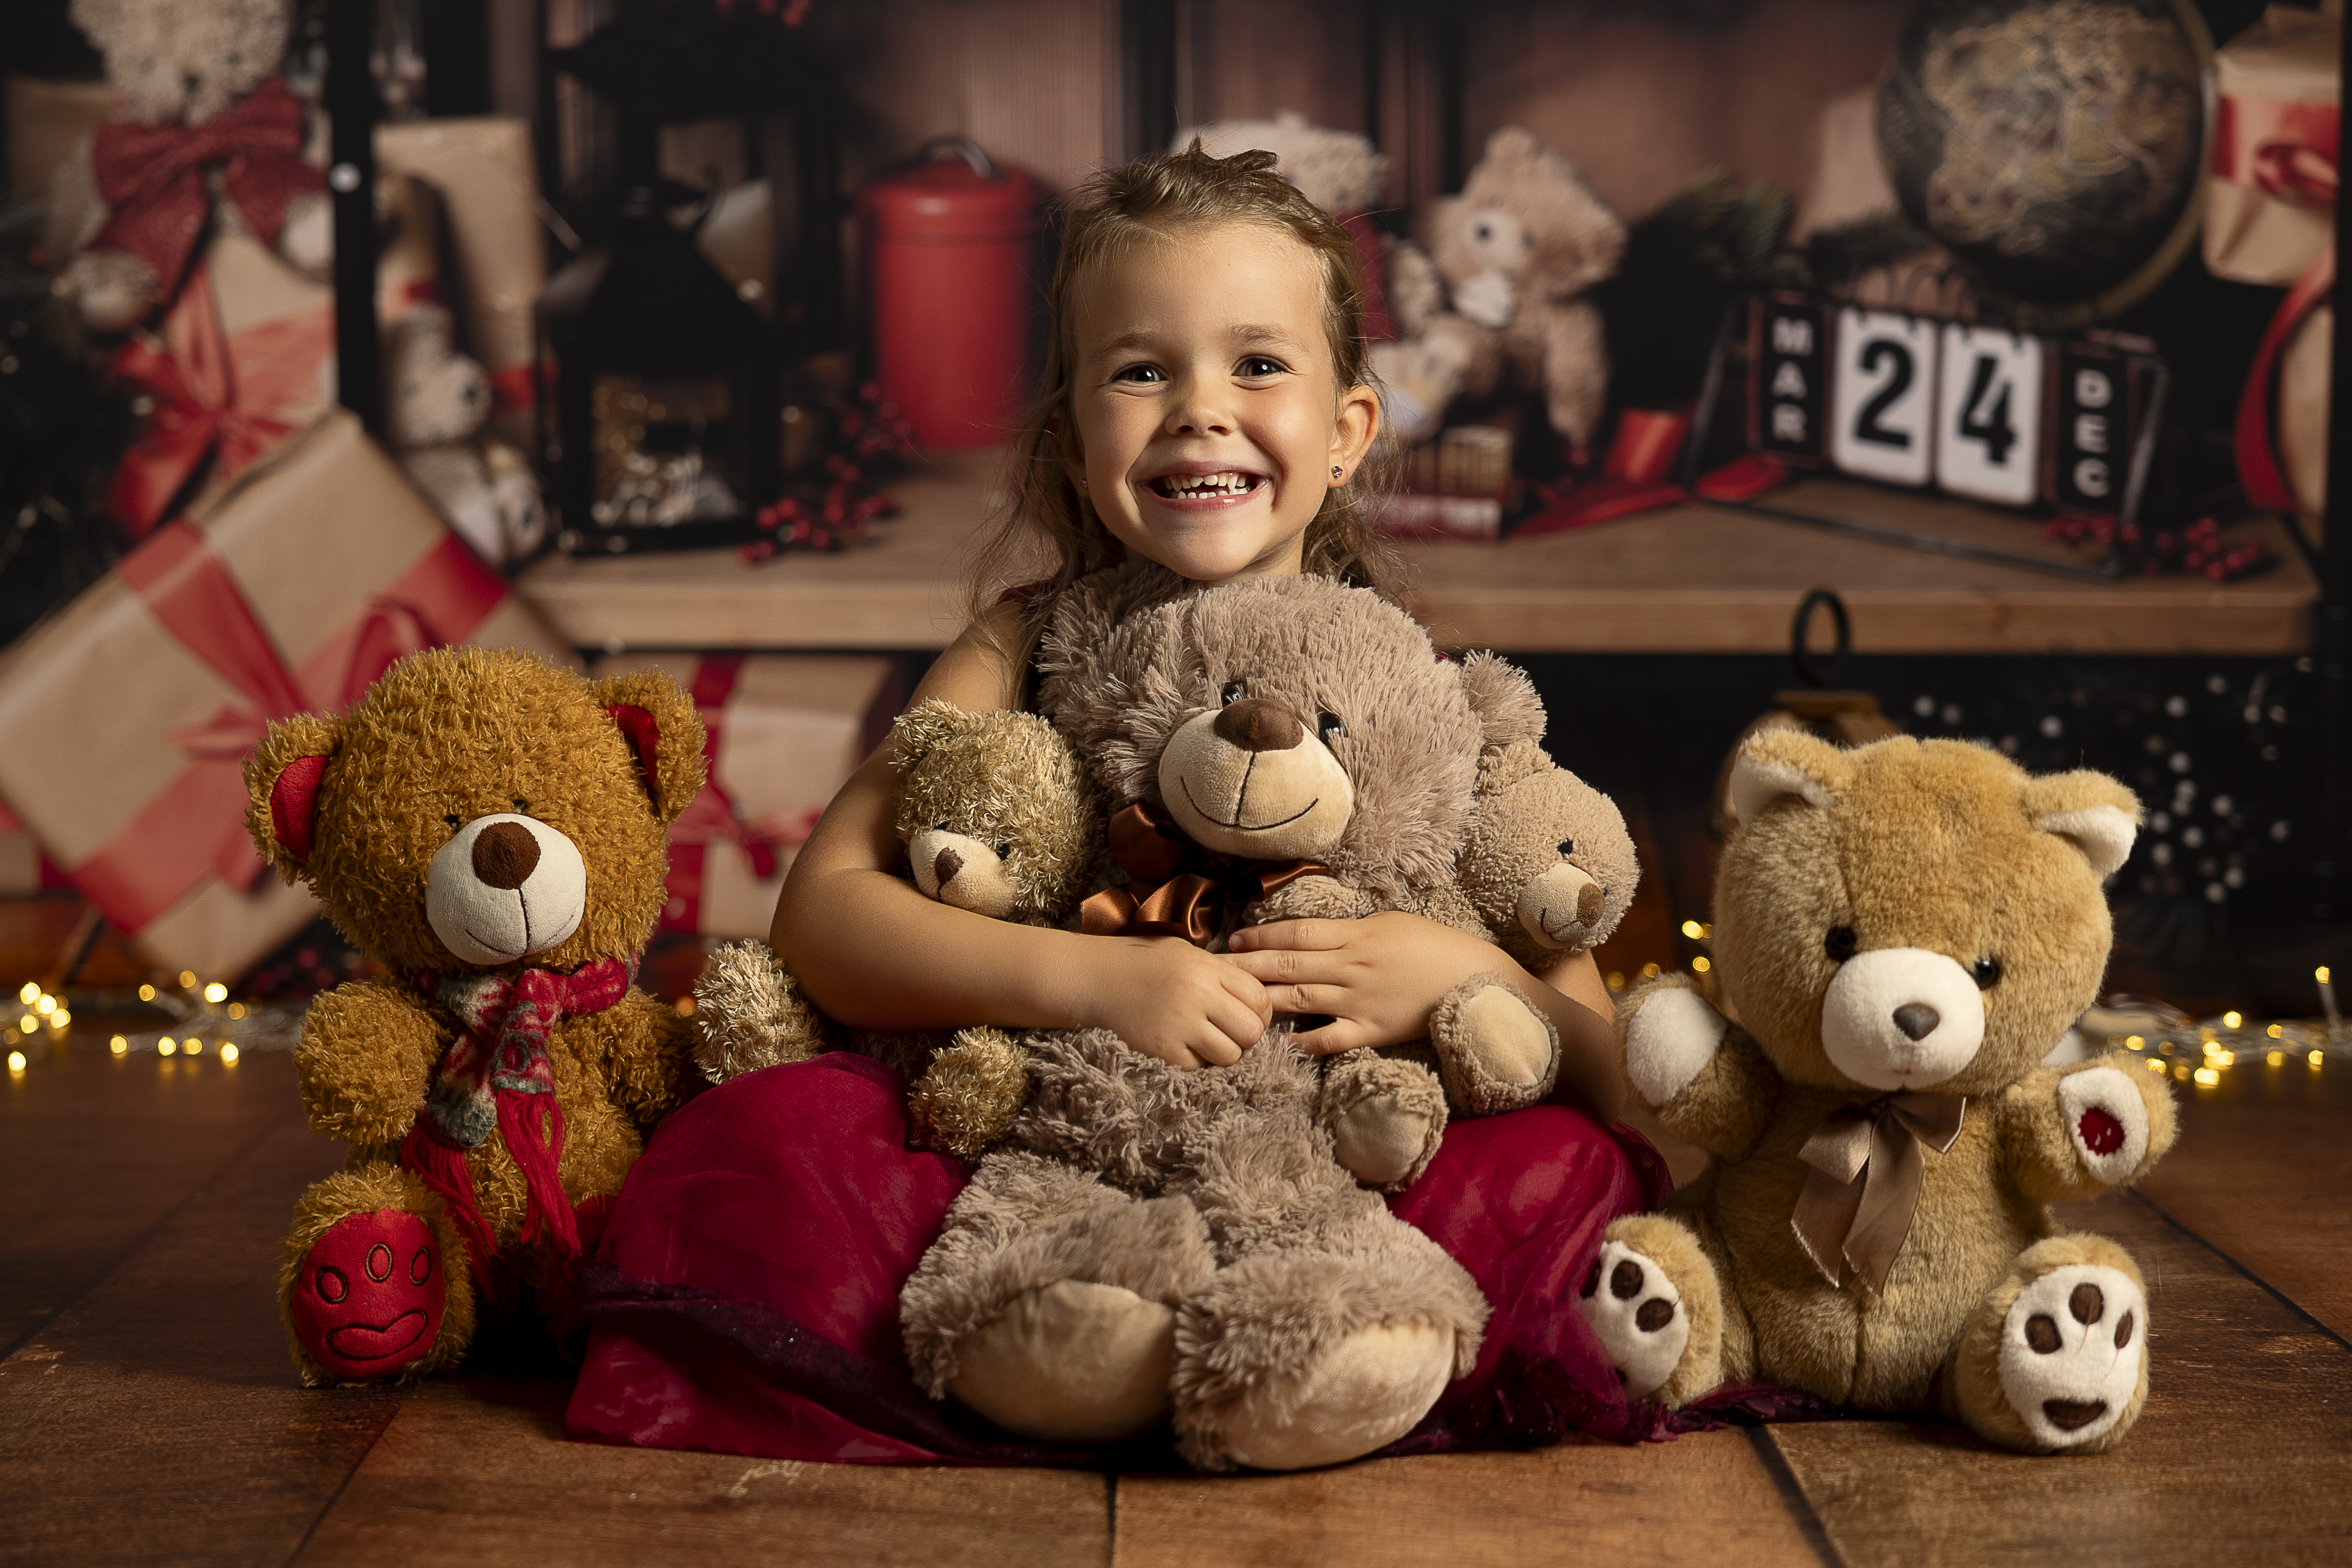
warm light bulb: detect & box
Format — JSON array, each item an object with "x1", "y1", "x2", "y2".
[
  {"x1": 183, "y1": 1038, "x2": 201, "y2": 1054},
  {"x1": 15, "y1": 982, "x2": 35, "y2": 1005},
  {"x1": 2216, "y1": 1050, "x2": 2234, "y2": 1066},
  {"x1": 16, "y1": 1015, "x2": 33, "y2": 1034},
  {"x1": 673, "y1": 996, "x2": 697, "y2": 1018},
  {"x1": 50, "y1": 1009, "x2": 68, "y2": 1029},
  {"x1": 179, "y1": 970, "x2": 198, "y2": 989},
  {"x1": 219, "y1": 1044, "x2": 238, "y2": 1064},
  {"x1": 6, "y1": 1051, "x2": 23, "y2": 1072},
  {"x1": 1680, "y1": 920, "x2": 1704, "y2": 939},
  {"x1": 1605, "y1": 971, "x2": 1626, "y2": 990},
  {"x1": 203, "y1": 982, "x2": 227, "y2": 1004},
  {"x1": 2268, "y1": 1050, "x2": 2285, "y2": 1067},
  {"x1": 2194, "y1": 1067, "x2": 2219, "y2": 1086},
  {"x1": 137, "y1": 984, "x2": 154, "y2": 1002},
  {"x1": 2267, "y1": 1024, "x2": 2285, "y2": 1039},
  {"x1": 2145, "y1": 1057, "x2": 2165, "y2": 1074},
  {"x1": 226, "y1": 1003, "x2": 245, "y2": 1020},
  {"x1": 158, "y1": 1038, "x2": 176, "y2": 1056},
  {"x1": 2313, "y1": 1050, "x2": 2327, "y2": 1067},
  {"x1": 1639, "y1": 962, "x2": 1661, "y2": 980},
  {"x1": 2223, "y1": 1011, "x2": 2243, "y2": 1029},
  {"x1": 1692, "y1": 955, "x2": 1713, "y2": 973},
  {"x1": 109, "y1": 1036, "x2": 127, "y2": 1055},
  {"x1": 2125, "y1": 1035, "x2": 2144, "y2": 1049},
  {"x1": 2321, "y1": 966, "x2": 2334, "y2": 984},
  {"x1": 33, "y1": 995, "x2": 53, "y2": 1016}
]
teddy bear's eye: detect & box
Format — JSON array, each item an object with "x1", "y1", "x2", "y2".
[
  {"x1": 1474, "y1": 221, "x2": 1493, "y2": 241},
  {"x1": 1971, "y1": 956, "x2": 2002, "y2": 989},
  {"x1": 1317, "y1": 711, "x2": 1346, "y2": 743},
  {"x1": 1824, "y1": 925, "x2": 1856, "y2": 963},
  {"x1": 511, "y1": 798, "x2": 529, "y2": 814},
  {"x1": 1220, "y1": 682, "x2": 1244, "y2": 706},
  {"x1": 443, "y1": 814, "x2": 462, "y2": 830},
  {"x1": 1556, "y1": 837, "x2": 1576, "y2": 857}
]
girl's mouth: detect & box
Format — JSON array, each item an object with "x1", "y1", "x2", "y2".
[{"x1": 1150, "y1": 471, "x2": 1263, "y2": 501}]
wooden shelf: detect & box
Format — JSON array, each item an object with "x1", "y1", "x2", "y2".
[{"x1": 515, "y1": 450, "x2": 2317, "y2": 656}]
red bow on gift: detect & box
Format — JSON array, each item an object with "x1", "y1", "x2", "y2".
[
  {"x1": 104, "y1": 259, "x2": 329, "y2": 537},
  {"x1": 658, "y1": 656, "x2": 823, "y2": 932},
  {"x1": 90, "y1": 77, "x2": 325, "y2": 308}
]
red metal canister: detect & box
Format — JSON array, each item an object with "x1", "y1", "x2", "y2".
[{"x1": 857, "y1": 138, "x2": 1046, "y2": 448}]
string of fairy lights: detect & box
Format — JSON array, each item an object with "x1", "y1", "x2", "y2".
[{"x1": 3, "y1": 969, "x2": 303, "y2": 1076}]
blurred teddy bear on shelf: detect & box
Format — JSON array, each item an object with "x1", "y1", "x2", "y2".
[
  {"x1": 44, "y1": 0, "x2": 331, "y2": 333},
  {"x1": 1174, "y1": 111, "x2": 1396, "y2": 339},
  {"x1": 386, "y1": 305, "x2": 547, "y2": 566},
  {"x1": 1374, "y1": 127, "x2": 1625, "y2": 454}
]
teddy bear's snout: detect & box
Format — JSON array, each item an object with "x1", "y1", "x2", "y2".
[
  {"x1": 424, "y1": 814, "x2": 589, "y2": 967},
  {"x1": 1213, "y1": 698, "x2": 1305, "y2": 753},
  {"x1": 1517, "y1": 861, "x2": 1606, "y2": 948},
  {"x1": 1818, "y1": 947, "x2": 1986, "y2": 1091},
  {"x1": 909, "y1": 828, "x2": 1019, "y2": 919},
  {"x1": 1159, "y1": 705, "x2": 1355, "y2": 862}
]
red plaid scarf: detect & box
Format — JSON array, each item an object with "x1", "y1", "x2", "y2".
[{"x1": 400, "y1": 957, "x2": 634, "y2": 1294}]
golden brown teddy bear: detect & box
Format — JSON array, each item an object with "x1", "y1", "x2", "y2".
[
  {"x1": 244, "y1": 646, "x2": 705, "y2": 1386},
  {"x1": 1581, "y1": 731, "x2": 2175, "y2": 1454}
]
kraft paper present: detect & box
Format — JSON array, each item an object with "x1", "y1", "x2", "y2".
[
  {"x1": 589, "y1": 652, "x2": 904, "y2": 940},
  {"x1": 0, "y1": 410, "x2": 577, "y2": 981},
  {"x1": 2204, "y1": 4, "x2": 2339, "y2": 287}
]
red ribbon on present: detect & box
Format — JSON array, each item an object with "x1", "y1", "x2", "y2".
[
  {"x1": 90, "y1": 77, "x2": 325, "y2": 309},
  {"x1": 105, "y1": 258, "x2": 333, "y2": 538},
  {"x1": 2227, "y1": 100, "x2": 2340, "y2": 516},
  {"x1": 659, "y1": 655, "x2": 822, "y2": 933},
  {"x1": 486, "y1": 363, "x2": 539, "y2": 415},
  {"x1": 67, "y1": 523, "x2": 509, "y2": 935}
]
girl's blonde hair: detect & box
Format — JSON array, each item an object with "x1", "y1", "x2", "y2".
[{"x1": 966, "y1": 140, "x2": 1401, "y2": 668}]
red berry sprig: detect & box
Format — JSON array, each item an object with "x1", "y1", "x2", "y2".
[
  {"x1": 2040, "y1": 512, "x2": 2271, "y2": 582},
  {"x1": 738, "y1": 383, "x2": 917, "y2": 565}
]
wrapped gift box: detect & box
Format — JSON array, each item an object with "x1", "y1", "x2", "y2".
[
  {"x1": 2205, "y1": 4, "x2": 2338, "y2": 288},
  {"x1": 4, "y1": 76, "x2": 115, "y2": 213},
  {"x1": 378, "y1": 118, "x2": 547, "y2": 446},
  {"x1": 589, "y1": 652, "x2": 904, "y2": 939},
  {"x1": 0, "y1": 411, "x2": 577, "y2": 981}
]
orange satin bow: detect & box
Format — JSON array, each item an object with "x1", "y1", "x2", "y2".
[{"x1": 1079, "y1": 800, "x2": 1326, "y2": 947}]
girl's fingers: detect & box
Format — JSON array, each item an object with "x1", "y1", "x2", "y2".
[
  {"x1": 1259, "y1": 982, "x2": 1342, "y2": 1016},
  {"x1": 1289, "y1": 1018, "x2": 1375, "y2": 1055},
  {"x1": 1192, "y1": 1032, "x2": 1243, "y2": 1067},
  {"x1": 1226, "y1": 919, "x2": 1344, "y2": 953},
  {"x1": 1223, "y1": 947, "x2": 1341, "y2": 986}
]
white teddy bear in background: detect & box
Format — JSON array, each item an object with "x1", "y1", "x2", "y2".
[{"x1": 385, "y1": 306, "x2": 546, "y2": 566}]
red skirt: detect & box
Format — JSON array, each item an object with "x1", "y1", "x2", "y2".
[{"x1": 563, "y1": 1052, "x2": 1687, "y2": 1463}]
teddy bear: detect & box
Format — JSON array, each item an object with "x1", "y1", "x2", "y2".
[
  {"x1": 386, "y1": 305, "x2": 548, "y2": 566},
  {"x1": 243, "y1": 645, "x2": 707, "y2": 1386},
  {"x1": 1371, "y1": 127, "x2": 1625, "y2": 452},
  {"x1": 1174, "y1": 111, "x2": 1394, "y2": 337},
  {"x1": 44, "y1": 0, "x2": 331, "y2": 333},
  {"x1": 891, "y1": 565, "x2": 1633, "y2": 1467},
  {"x1": 1577, "y1": 731, "x2": 2178, "y2": 1454},
  {"x1": 691, "y1": 697, "x2": 1108, "y2": 1157}
]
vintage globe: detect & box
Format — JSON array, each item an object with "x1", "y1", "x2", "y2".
[{"x1": 1875, "y1": 0, "x2": 2209, "y2": 309}]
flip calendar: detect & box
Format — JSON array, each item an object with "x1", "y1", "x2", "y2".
[{"x1": 1828, "y1": 308, "x2": 1937, "y2": 488}]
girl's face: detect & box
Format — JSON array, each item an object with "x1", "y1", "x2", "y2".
[{"x1": 1063, "y1": 221, "x2": 1380, "y2": 584}]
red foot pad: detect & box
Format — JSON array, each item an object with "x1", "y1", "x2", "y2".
[
  {"x1": 290, "y1": 1210, "x2": 444, "y2": 1382},
  {"x1": 2077, "y1": 1106, "x2": 2126, "y2": 1156}
]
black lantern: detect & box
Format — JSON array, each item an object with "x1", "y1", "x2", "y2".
[{"x1": 542, "y1": 181, "x2": 780, "y2": 553}]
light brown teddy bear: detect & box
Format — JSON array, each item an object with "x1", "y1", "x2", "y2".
[
  {"x1": 244, "y1": 646, "x2": 705, "y2": 1385},
  {"x1": 46, "y1": 0, "x2": 332, "y2": 332},
  {"x1": 1374, "y1": 127, "x2": 1626, "y2": 450},
  {"x1": 1581, "y1": 731, "x2": 2176, "y2": 1454},
  {"x1": 898, "y1": 567, "x2": 1618, "y2": 1470},
  {"x1": 693, "y1": 698, "x2": 1106, "y2": 1157}
]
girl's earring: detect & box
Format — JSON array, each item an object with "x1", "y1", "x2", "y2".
[
  {"x1": 1077, "y1": 478, "x2": 1089, "y2": 489},
  {"x1": 1330, "y1": 465, "x2": 1344, "y2": 480}
]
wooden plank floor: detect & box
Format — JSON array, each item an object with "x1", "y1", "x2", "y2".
[{"x1": 8, "y1": 1036, "x2": 2350, "y2": 1568}]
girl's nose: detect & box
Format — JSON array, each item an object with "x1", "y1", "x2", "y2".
[{"x1": 1165, "y1": 377, "x2": 1235, "y2": 437}]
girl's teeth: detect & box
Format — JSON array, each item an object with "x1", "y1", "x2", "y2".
[{"x1": 1164, "y1": 473, "x2": 1252, "y2": 495}]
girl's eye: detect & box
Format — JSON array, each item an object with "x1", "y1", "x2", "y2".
[
  {"x1": 1556, "y1": 838, "x2": 1576, "y2": 856},
  {"x1": 1113, "y1": 363, "x2": 1165, "y2": 384},
  {"x1": 1824, "y1": 925, "x2": 1856, "y2": 963},
  {"x1": 1236, "y1": 355, "x2": 1288, "y2": 378},
  {"x1": 1972, "y1": 956, "x2": 2002, "y2": 989},
  {"x1": 1220, "y1": 682, "x2": 1244, "y2": 706},
  {"x1": 1317, "y1": 711, "x2": 1346, "y2": 742}
]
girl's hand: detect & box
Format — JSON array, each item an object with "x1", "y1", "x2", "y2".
[
  {"x1": 1072, "y1": 937, "x2": 1273, "y2": 1070},
  {"x1": 1226, "y1": 912, "x2": 1505, "y2": 1055}
]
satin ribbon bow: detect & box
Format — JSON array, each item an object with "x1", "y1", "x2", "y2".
[
  {"x1": 90, "y1": 76, "x2": 325, "y2": 306},
  {"x1": 1790, "y1": 1091, "x2": 1967, "y2": 1295},
  {"x1": 1079, "y1": 800, "x2": 1326, "y2": 947}
]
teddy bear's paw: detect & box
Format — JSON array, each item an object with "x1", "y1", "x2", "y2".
[
  {"x1": 1453, "y1": 268, "x2": 1520, "y2": 329},
  {"x1": 64, "y1": 249, "x2": 159, "y2": 334},
  {"x1": 1200, "y1": 1319, "x2": 1458, "y2": 1472},
  {"x1": 1317, "y1": 1051, "x2": 1447, "y2": 1189},
  {"x1": 949, "y1": 1280, "x2": 1179, "y2": 1442},
  {"x1": 1622, "y1": 981, "x2": 1727, "y2": 1109},
  {"x1": 278, "y1": 192, "x2": 335, "y2": 277},
  {"x1": 909, "y1": 1028, "x2": 1030, "y2": 1159},
  {"x1": 690, "y1": 941, "x2": 829, "y2": 1083},
  {"x1": 1992, "y1": 1259, "x2": 2148, "y2": 1453},
  {"x1": 1428, "y1": 973, "x2": 1559, "y2": 1114},
  {"x1": 288, "y1": 1210, "x2": 447, "y2": 1384},
  {"x1": 1576, "y1": 1239, "x2": 1689, "y2": 1399},
  {"x1": 2056, "y1": 1065, "x2": 2155, "y2": 1186}
]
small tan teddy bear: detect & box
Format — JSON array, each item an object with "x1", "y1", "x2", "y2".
[
  {"x1": 1374, "y1": 127, "x2": 1626, "y2": 450},
  {"x1": 1581, "y1": 731, "x2": 2176, "y2": 1454}
]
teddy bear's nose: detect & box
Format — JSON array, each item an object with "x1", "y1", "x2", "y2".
[
  {"x1": 1577, "y1": 882, "x2": 1604, "y2": 926},
  {"x1": 934, "y1": 845, "x2": 965, "y2": 886},
  {"x1": 1213, "y1": 697, "x2": 1304, "y2": 753},
  {"x1": 1893, "y1": 1003, "x2": 1941, "y2": 1042},
  {"x1": 473, "y1": 821, "x2": 541, "y2": 890}
]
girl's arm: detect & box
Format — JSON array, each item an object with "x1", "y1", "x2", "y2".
[
  {"x1": 1226, "y1": 914, "x2": 1626, "y2": 1122},
  {"x1": 770, "y1": 604, "x2": 1271, "y2": 1070}
]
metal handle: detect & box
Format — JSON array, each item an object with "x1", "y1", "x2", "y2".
[
  {"x1": 1790, "y1": 588, "x2": 1852, "y2": 689},
  {"x1": 912, "y1": 135, "x2": 1000, "y2": 181}
]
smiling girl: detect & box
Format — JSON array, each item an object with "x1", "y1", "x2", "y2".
[{"x1": 568, "y1": 145, "x2": 1668, "y2": 1467}]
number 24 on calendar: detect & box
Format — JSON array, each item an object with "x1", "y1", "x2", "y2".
[{"x1": 1826, "y1": 310, "x2": 2045, "y2": 505}]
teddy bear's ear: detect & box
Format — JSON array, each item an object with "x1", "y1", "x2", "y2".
[
  {"x1": 1729, "y1": 729, "x2": 1852, "y2": 824},
  {"x1": 1458, "y1": 651, "x2": 1546, "y2": 753},
  {"x1": 586, "y1": 670, "x2": 709, "y2": 826},
  {"x1": 1483, "y1": 126, "x2": 1541, "y2": 166},
  {"x1": 245, "y1": 713, "x2": 344, "y2": 882},
  {"x1": 891, "y1": 697, "x2": 974, "y2": 771},
  {"x1": 2022, "y1": 770, "x2": 2141, "y2": 878}
]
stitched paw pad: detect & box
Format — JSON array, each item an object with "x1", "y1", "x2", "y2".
[
  {"x1": 290, "y1": 1209, "x2": 444, "y2": 1383},
  {"x1": 2057, "y1": 1067, "x2": 2149, "y2": 1184},
  {"x1": 1996, "y1": 1263, "x2": 2145, "y2": 1449},
  {"x1": 1575, "y1": 1240, "x2": 1687, "y2": 1399}
]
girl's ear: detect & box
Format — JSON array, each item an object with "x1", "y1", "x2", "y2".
[
  {"x1": 586, "y1": 670, "x2": 709, "y2": 825},
  {"x1": 245, "y1": 713, "x2": 345, "y2": 883}
]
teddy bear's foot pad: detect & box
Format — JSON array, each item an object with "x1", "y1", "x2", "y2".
[
  {"x1": 1215, "y1": 1321, "x2": 1456, "y2": 1472},
  {"x1": 1430, "y1": 976, "x2": 1559, "y2": 1114},
  {"x1": 1996, "y1": 1262, "x2": 2146, "y2": 1451},
  {"x1": 1576, "y1": 1238, "x2": 1688, "y2": 1399},
  {"x1": 290, "y1": 1210, "x2": 445, "y2": 1382},
  {"x1": 950, "y1": 1280, "x2": 1177, "y2": 1442}
]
